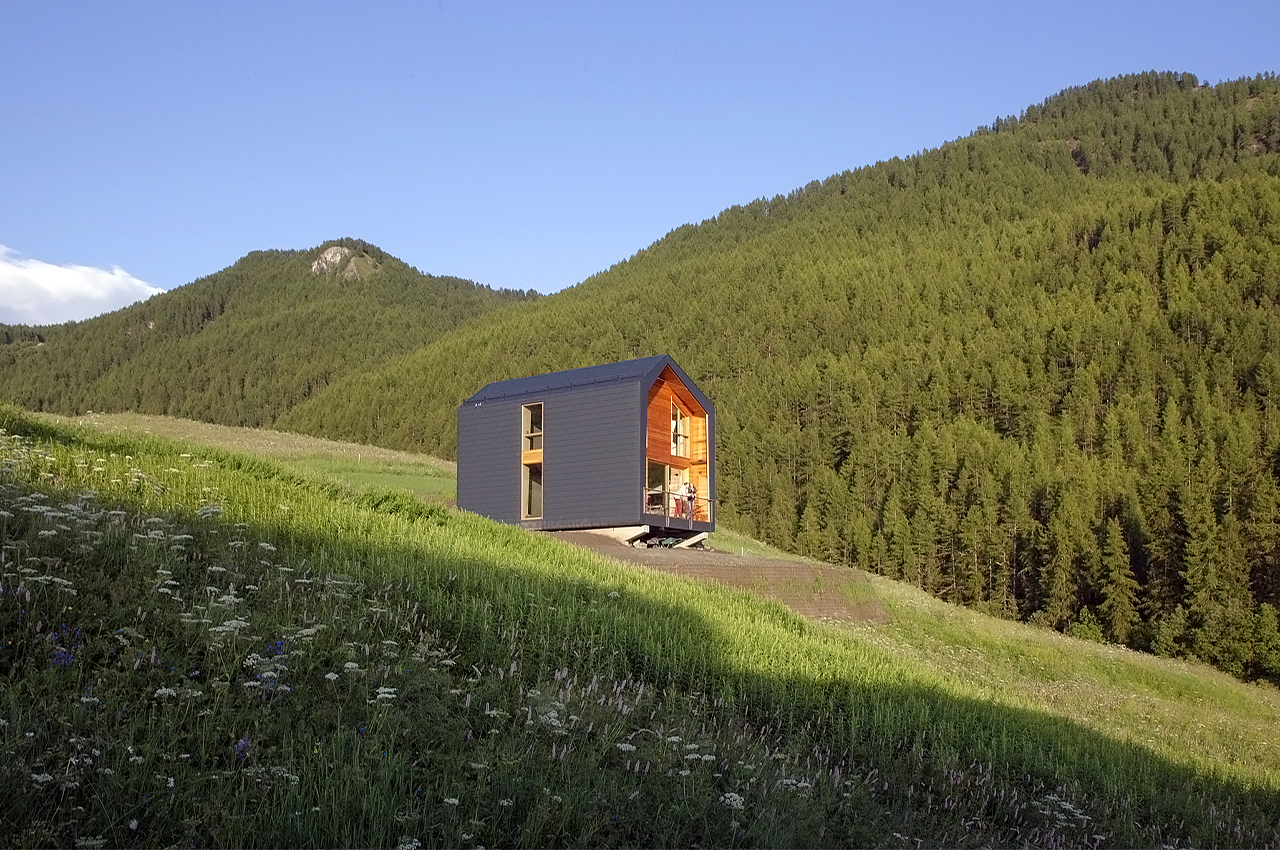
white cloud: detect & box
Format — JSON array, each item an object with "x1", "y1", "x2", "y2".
[{"x1": 0, "y1": 246, "x2": 165, "y2": 326}]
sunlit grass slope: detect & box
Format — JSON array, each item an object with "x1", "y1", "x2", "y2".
[
  {"x1": 36, "y1": 411, "x2": 457, "y2": 504},
  {"x1": 2, "y1": 404, "x2": 1278, "y2": 848}
]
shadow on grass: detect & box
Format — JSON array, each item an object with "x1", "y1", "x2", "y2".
[
  {"x1": 261, "y1": 508, "x2": 1280, "y2": 847},
  {"x1": 3, "y1": 406, "x2": 1277, "y2": 847}
]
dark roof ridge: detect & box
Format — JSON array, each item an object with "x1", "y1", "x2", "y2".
[{"x1": 464, "y1": 354, "x2": 672, "y2": 403}]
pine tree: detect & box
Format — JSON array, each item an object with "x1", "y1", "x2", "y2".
[{"x1": 1099, "y1": 518, "x2": 1141, "y2": 644}]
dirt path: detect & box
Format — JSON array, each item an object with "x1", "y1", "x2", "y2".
[{"x1": 552, "y1": 532, "x2": 888, "y2": 625}]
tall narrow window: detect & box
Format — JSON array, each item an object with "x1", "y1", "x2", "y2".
[
  {"x1": 523, "y1": 403, "x2": 543, "y2": 450},
  {"x1": 671, "y1": 403, "x2": 689, "y2": 457},
  {"x1": 521, "y1": 403, "x2": 543, "y2": 519},
  {"x1": 522, "y1": 463, "x2": 543, "y2": 519}
]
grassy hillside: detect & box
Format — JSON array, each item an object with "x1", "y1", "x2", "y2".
[
  {"x1": 0, "y1": 238, "x2": 536, "y2": 427},
  {"x1": 34, "y1": 411, "x2": 458, "y2": 505},
  {"x1": 2, "y1": 404, "x2": 1278, "y2": 847},
  {"x1": 274, "y1": 72, "x2": 1280, "y2": 683}
]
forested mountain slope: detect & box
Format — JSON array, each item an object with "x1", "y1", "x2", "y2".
[
  {"x1": 278, "y1": 72, "x2": 1280, "y2": 681},
  {"x1": 0, "y1": 238, "x2": 535, "y2": 426}
]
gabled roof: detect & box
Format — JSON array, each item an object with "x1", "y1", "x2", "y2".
[{"x1": 463, "y1": 354, "x2": 712, "y2": 412}]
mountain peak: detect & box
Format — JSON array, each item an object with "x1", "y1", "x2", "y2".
[{"x1": 310, "y1": 245, "x2": 370, "y2": 281}]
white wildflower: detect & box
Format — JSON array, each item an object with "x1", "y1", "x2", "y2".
[{"x1": 719, "y1": 791, "x2": 745, "y2": 811}]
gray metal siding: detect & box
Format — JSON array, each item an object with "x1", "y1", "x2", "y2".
[
  {"x1": 456, "y1": 400, "x2": 521, "y2": 522},
  {"x1": 540, "y1": 382, "x2": 642, "y2": 529}
]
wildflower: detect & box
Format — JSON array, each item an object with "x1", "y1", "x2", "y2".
[
  {"x1": 499, "y1": 798, "x2": 513, "y2": 807},
  {"x1": 719, "y1": 792, "x2": 745, "y2": 811},
  {"x1": 234, "y1": 734, "x2": 251, "y2": 761},
  {"x1": 154, "y1": 687, "x2": 177, "y2": 699},
  {"x1": 443, "y1": 797, "x2": 459, "y2": 806},
  {"x1": 615, "y1": 742, "x2": 636, "y2": 752},
  {"x1": 325, "y1": 672, "x2": 339, "y2": 681},
  {"x1": 31, "y1": 772, "x2": 54, "y2": 784}
]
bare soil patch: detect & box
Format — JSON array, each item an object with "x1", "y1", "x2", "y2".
[{"x1": 552, "y1": 532, "x2": 888, "y2": 625}]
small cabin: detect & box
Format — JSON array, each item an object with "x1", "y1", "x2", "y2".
[{"x1": 457, "y1": 355, "x2": 715, "y2": 542}]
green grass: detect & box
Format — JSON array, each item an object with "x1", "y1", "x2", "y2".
[
  {"x1": 282, "y1": 457, "x2": 455, "y2": 502},
  {"x1": 36, "y1": 411, "x2": 457, "y2": 502},
  {"x1": 3, "y1": 404, "x2": 1279, "y2": 848},
  {"x1": 705, "y1": 528, "x2": 810, "y2": 562}
]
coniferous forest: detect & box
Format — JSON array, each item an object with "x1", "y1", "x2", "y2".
[{"x1": 4, "y1": 72, "x2": 1280, "y2": 684}]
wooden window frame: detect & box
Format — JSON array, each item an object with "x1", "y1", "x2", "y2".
[
  {"x1": 522, "y1": 403, "x2": 543, "y2": 451},
  {"x1": 671, "y1": 402, "x2": 690, "y2": 458},
  {"x1": 521, "y1": 403, "x2": 544, "y2": 519},
  {"x1": 521, "y1": 461, "x2": 543, "y2": 520}
]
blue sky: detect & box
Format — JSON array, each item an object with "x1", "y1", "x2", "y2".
[{"x1": 2, "y1": 1, "x2": 1277, "y2": 323}]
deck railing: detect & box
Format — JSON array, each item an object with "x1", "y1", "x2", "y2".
[{"x1": 643, "y1": 488, "x2": 714, "y2": 526}]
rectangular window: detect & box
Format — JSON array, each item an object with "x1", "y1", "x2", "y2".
[
  {"x1": 645, "y1": 460, "x2": 690, "y2": 517},
  {"x1": 522, "y1": 462, "x2": 543, "y2": 519},
  {"x1": 671, "y1": 403, "x2": 689, "y2": 457},
  {"x1": 646, "y1": 461, "x2": 665, "y2": 513},
  {"x1": 521, "y1": 403, "x2": 543, "y2": 519},
  {"x1": 522, "y1": 403, "x2": 543, "y2": 450}
]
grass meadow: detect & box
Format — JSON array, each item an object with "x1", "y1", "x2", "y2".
[
  {"x1": 37, "y1": 412, "x2": 458, "y2": 504},
  {"x1": 2, "y1": 405, "x2": 1279, "y2": 847}
]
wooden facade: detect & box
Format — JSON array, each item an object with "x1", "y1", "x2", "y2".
[
  {"x1": 457, "y1": 355, "x2": 715, "y2": 536},
  {"x1": 644, "y1": 366, "x2": 712, "y2": 523}
]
